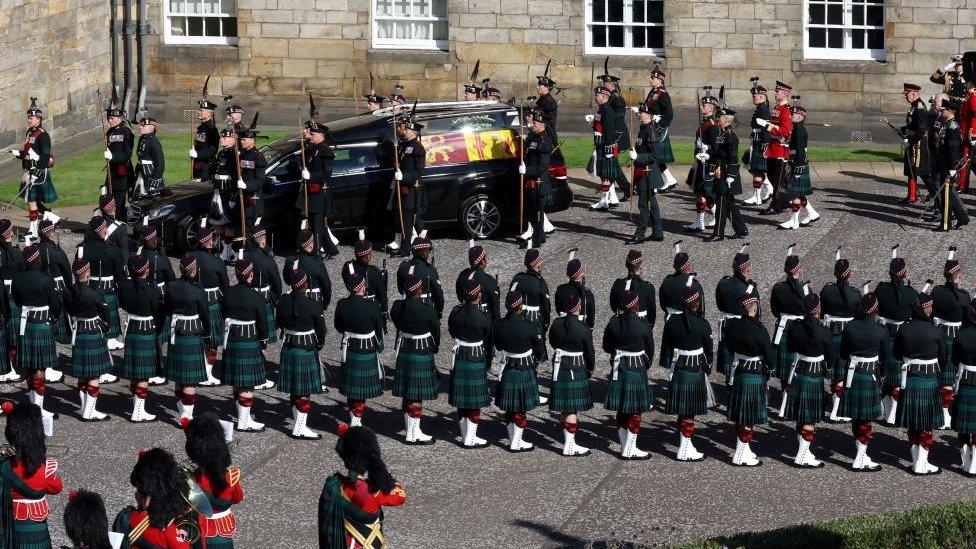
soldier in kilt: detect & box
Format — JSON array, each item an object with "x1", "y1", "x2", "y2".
[
  {"x1": 335, "y1": 264, "x2": 385, "y2": 428},
  {"x1": 395, "y1": 233, "x2": 443, "y2": 319},
  {"x1": 346, "y1": 230, "x2": 390, "y2": 324},
  {"x1": 277, "y1": 264, "x2": 327, "y2": 440},
  {"x1": 951, "y1": 299, "x2": 976, "y2": 475},
  {"x1": 165, "y1": 254, "x2": 214, "y2": 423},
  {"x1": 284, "y1": 227, "x2": 333, "y2": 311},
  {"x1": 838, "y1": 291, "x2": 888, "y2": 472},
  {"x1": 221, "y1": 255, "x2": 270, "y2": 433},
  {"x1": 893, "y1": 293, "x2": 946, "y2": 475},
  {"x1": 602, "y1": 290, "x2": 655, "y2": 460},
  {"x1": 12, "y1": 244, "x2": 61, "y2": 420},
  {"x1": 192, "y1": 222, "x2": 229, "y2": 387},
  {"x1": 724, "y1": 287, "x2": 773, "y2": 467},
  {"x1": 82, "y1": 214, "x2": 124, "y2": 382},
  {"x1": 391, "y1": 272, "x2": 440, "y2": 445},
  {"x1": 626, "y1": 104, "x2": 665, "y2": 244},
  {"x1": 64, "y1": 250, "x2": 112, "y2": 422},
  {"x1": 609, "y1": 250, "x2": 656, "y2": 326},
  {"x1": 779, "y1": 105, "x2": 819, "y2": 230},
  {"x1": 185, "y1": 413, "x2": 246, "y2": 548},
  {"x1": 554, "y1": 252, "x2": 595, "y2": 329},
  {"x1": 548, "y1": 292, "x2": 595, "y2": 457},
  {"x1": 448, "y1": 275, "x2": 493, "y2": 448},
  {"x1": 932, "y1": 250, "x2": 969, "y2": 429},
  {"x1": 589, "y1": 86, "x2": 624, "y2": 210},
  {"x1": 770, "y1": 245, "x2": 807, "y2": 414},
  {"x1": 821, "y1": 251, "x2": 861, "y2": 423},
  {"x1": 456, "y1": 242, "x2": 500, "y2": 322},
  {"x1": 0, "y1": 219, "x2": 25, "y2": 383},
  {"x1": 784, "y1": 293, "x2": 832, "y2": 468},
  {"x1": 685, "y1": 95, "x2": 719, "y2": 233},
  {"x1": 643, "y1": 66, "x2": 678, "y2": 190},
  {"x1": 117, "y1": 254, "x2": 163, "y2": 423},
  {"x1": 38, "y1": 215, "x2": 70, "y2": 355},
  {"x1": 138, "y1": 222, "x2": 175, "y2": 360},
  {"x1": 1, "y1": 403, "x2": 64, "y2": 549},
  {"x1": 494, "y1": 290, "x2": 545, "y2": 452},
  {"x1": 715, "y1": 245, "x2": 760, "y2": 381},
  {"x1": 743, "y1": 82, "x2": 773, "y2": 206},
  {"x1": 244, "y1": 218, "x2": 281, "y2": 392},
  {"x1": 875, "y1": 251, "x2": 917, "y2": 424},
  {"x1": 15, "y1": 98, "x2": 58, "y2": 238},
  {"x1": 510, "y1": 248, "x2": 551, "y2": 353},
  {"x1": 658, "y1": 243, "x2": 705, "y2": 331}
]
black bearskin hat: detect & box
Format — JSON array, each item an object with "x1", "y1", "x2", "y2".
[
  {"x1": 129, "y1": 448, "x2": 189, "y2": 529},
  {"x1": 335, "y1": 426, "x2": 396, "y2": 493},
  {"x1": 185, "y1": 413, "x2": 231, "y2": 494},
  {"x1": 4, "y1": 403, "x2": 45, "y2": 475},
  {"x1": 63, "y1": 489, "x2": 112, "y2": 549}
]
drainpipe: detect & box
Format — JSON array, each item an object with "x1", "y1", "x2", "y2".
[
  {"x1": 110, "y1": 0, "x2": 121, "y2": 94},
  {"x1": 122, "y1": 0, "x2": 134, "y2": 117},
  {"x1": 137, "y1": 0, "x2": 149, "y2": 113}
]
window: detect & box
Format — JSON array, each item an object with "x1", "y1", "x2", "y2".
[
  {"x1": 585, "y1": 0, "x2": 664, "y2": 56},
  {"x1": 373, "y1": 0, "x2": 448, "y2": 51},
  {"x1": 805, "y1": 0, "x2": 885, "y2": 60},
  {"x1": 164, "y1": 0, "x2": 238, "y2": 45}
]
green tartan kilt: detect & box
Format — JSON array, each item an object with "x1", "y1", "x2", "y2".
[
  {"x1": 8, "y1": 303, "x2": 18, "y2": 346},
  {"x1": 122, "y1": 331, "x2": 159, "y2": 380},
  {"x1": 716, "y1": 340, "x2": 732, "y2": 376},
  {"x1": 664, "y1": 368, "x2": 708, "y2": 416},
  {"x1": 339, "y1": 351, "x2": 384, "y2": 400},
  {"x1": 883, "y1": 336, "x2": 901, "y2": 387},
  {"x1": 726, "y1": 371, "x2": 769, "y2": 426},
  {"x1": 53, "y1": 311, "x2": 71, "y2": 344},
  {"x1": 68, "y1": 330, "x2": 111, "y2": 379},
  {"x1": 838, "y1": 371, "x2": 882, "y2": 421},
  {"x1": 166, "y1": 334, "x2": 207, "y2": 385},
  {"x1": 158, "y1": 314, "x2": 172, "y2": 343},
  {"x1": 829, "y1": 333, "x2": 844, "y2": 381},
  {"x1": 784, "y1": 373, "x2": 825, "y2": 424},
  {"x1": 549, "y1": 365, "x2": 592, "y2": 413},
  {"x1": 264, "y1": 300, "x2": 278, "y2": 343},
  {"x1": 774, "y1": 342, "x2": 794, "y2": 381},
  {"x1": 604, "y1": 369, "x2": 652, "y2": 414},
  {"x1": 747, "y1": 143, "x2": 767, "y2": 173},
  {"x1": 391, "y1": 352, "x2": 439, "y2": 401},
  {"x1": 448, "y1": 358, "x2": 490, "y2": 410},
  {"x1": 218, "y1": 333, "x2": 265, "y2": 388},
  {"x1": 654, "y1": 137, "x2": 675, "y2": 164},
  {"x1": 952, "y1": 384, "x2": 976, "y2": 434},
  {"x1": 495, "y1": 368, "x2": 540, "y2": 412},
  {"x1": 597, "y1": 152, "x2": 625, "y2": 182},
  {"x1": 787, "y1": 165, "x2": 812, "y2": 197},
  {"x1": 205, "y1": 535, "x2": 234, "y2": 547},
  {"x1": 24, "y1": 169, "x2": 58, "y2": 204},
  {"x1": 0, "y1": 324, "x2": 8, "y2": 371},
  {"x1": 16, "y1": 320, "x2": 56, "y2": 374},
  {"x1": 11, "y1": 518, "x2": 52, "y2": 549},
  {"x1": 104, "y1": 292, "x2": 121, "y2": 338},
  {"x1": 939, "y1": 337, "x2": 956, "y2": 386},
  {"x1": 895, "y1": 375, "x2": 942, "y2": 430},
  {"x1": 277, "y1": 345, "x2": 323, "y2": 395},
  {"x1": 208, "y1": 302, "x2": 225, "y2": 346}
]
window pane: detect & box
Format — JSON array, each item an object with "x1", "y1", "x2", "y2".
[
  {"x1": 867, "y1": 6, "x2": 883, "y2": 26},
  {"x1": 432, "y1": 0, "x2": 446, "y2": 16},
  {"x1": 377, "y1": 20, "x2": 393, "y2": 38},
  {"x1": 632, "y1": 0, "x2": 645, "y2": 23},
  {"x1": 809, "y1": 4, "x2": 824, "y2": 24},
  {"x1": 376, "y1": 0, "x2": 392, "y2": 15},
  {"x1": 169, "y1": 16, "x2": 186, "y2": 35},
  {"x1": 827, "y1": 27, "x2": 843, "y2": 47},
  {"x1": 633, "y1": 25, "x2": 645, "y2": 47},
  {"x1": 413, "y1": 21, "x2": 430, "y2": 39},
  {"x1": 187, "y1": 16, "x2": 204, "y2": 35},
  {"x1": 827, "y1": 4, "x2": 842, "y2": 24},
  {"x1": 609, "y1": 24, "x2": 624, "y2": 46},
  {"x1": 608, "y1": 0, "x2": 623, "y2": 22},
  {"x1": 224, "y1": 17, "x2": 237, "y2": 37},
  {"x1": 592, "y1": 0, "x2": 605, "y2": 22},
  {"x1": 809, "y1": 27, "x2": 826, "y2": 47},
  {"x1": 415, "y1": 0, "x2": 430, "y2": 16},
  {"x1": 205, "y1": 16, "x2": 220, "y2": 35},
  {"x1": 169, "y1": 0, "x2": 182, "y2": 13},
  {"x1": 648, "y1": 0, "x2": 663, "y2": 22},
  {"x1": 852, "y1": 5, "x2": 863, "y2": 25},
  {"x1": 395, "y1": 21, "x2": 409, "y2": 38},
  {"x1": 868, "y1": 28, "x2": 884, "y2": 48},
  {"x1": 394, "y1": 0, "x2": 408, "y2": 17},
  {"x1": 592, "y1": 25, "x2": 606, "y2": 47},
  {"x1": 432, "y1": 19, "x2": 447, "y2": 39},
  {"x1": 852, "y1": 29, "x2": 864, "y2": 48},
  {"x1": 647, "y1": 25, "x2": 663, "y2": 48}
]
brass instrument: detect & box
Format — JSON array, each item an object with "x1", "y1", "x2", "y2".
[
  {"x1": 175, "y1": 458, "x2": 214, "y2": 544},
  {"x1": 0, "y1": 443, "x2": 70, "y2": 459}
]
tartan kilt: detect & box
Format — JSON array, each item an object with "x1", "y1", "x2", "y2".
[
  {"x1": 784, "y1": 373, "x2": 825, "y2": 424},
  {"x1": 549, "y1": 364, "x2": 592, "y2": 413},
  {"x1": 122, "y1": 332, "x2": 159, "y2": 380},
  {"x1": 205, "y1": 535, "x2": 234, "y2": 547},
  {"x1": 24, "y1": 170, "x2": 58, "y2": 204},
  {"x1": 726, "y1": 371, "x2": 769, "y2": 426},
  {"x1": 604, "y1": 369, "x2": 652, "y2": 414},
  {"x1": 8, "y1": 303, "x2": 18, "y2": 347},
  {"x1": 391, "y1": 352, "x2": 439, "y2": 401},
  {"x1": 596, "y1": 153, "x2": 625, "y2": 181},
  {"x1": 838, "y1": 371, "x2": 882, "y2": 421},
  {"x1": 664, "y1": 368, "x2": 708, "y2": 416},
  {"x1": 747, "y1": 143, "x2": 767, "y2": 173},
  {"x1": 495, "y1": 368, "x2": 540, "y2": 412},
  {"x1": 16, "y1": 320, "x2": 56, "y2": 374},
  {"x1": 0, "y1": 324, "x2": 8, "y2": 371},
  {"x1": 68, "y1": 330, "x2": 111, "y2": 379},
  {"x1": 895, "y1": 375, "x2": 942, "y2": 430},
  {"x1": 716, "y1": 340, "x2": 731, "y2": 376},
  {"x1": 208, "y1": 302, "x2": 225, "y2": 346},
  {"x1": 654, "y1": 137, "x2": 675, "y2": 164},
  {"x1": 277, "y1": 345, "x2": 323, "y2": 395},
  {"x1": 11, "y1": 518, "x2": 52, "y2": 549},
  {"x1": 951, "y1": 384, "x2": 976, "y2": 434},
  {"x1": 264, "y1": 300, "x2": 278, "y2": 343},
  {"x1": 883, "y1": 335, "x2": 901, "y2": 387},
  {"x1": 339, "y1": 351, "x2": 384, "y2": 400},
  {"x1": 787, "y1": 165, "x2": 812, "y2": 197},
  {"x1": 166, "y1": 334, "x2": 207, "y2": 385},
  {"x1": 774, "y1": 342, "x2": 794, "y2": 381},
  {"x1": 829, "y1": 333, "x2": 844, "y2": 381},
  {"x1": 218, "y1": 332, "x2": 265, "y2": 388},
  {"x1": 53, "y1": 311, "x2": 71, "y2": 344},
  {"x1": 939, "y1": 337, "x2": 956, "y2": 386},
  {"x1": 448, "y1": 357, "x2": 490, "y2": 410},
  {"x1": 104, "y1": 292, "x2": 122, "y2": 338}
]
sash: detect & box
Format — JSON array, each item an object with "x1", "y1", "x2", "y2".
[{"x1": 318, "y1": 474, "x2": 382, "y2": 549}]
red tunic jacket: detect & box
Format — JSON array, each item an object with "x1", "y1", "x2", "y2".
[
  {"x1": 11, "y1": 458, "x2": 62, "y2": 521},
  {"x1": 764, "y1": 102, "x2": 793, "y2": 160},
  {"x1": 194, "y1": 465, "x2": 245, "y2": 538},
  {"x1": 960, "y1": 91, "x2": 976, "y2": 140},
  {"x1": 124, "y1": 508, "x2": 191, "y2": 549}
]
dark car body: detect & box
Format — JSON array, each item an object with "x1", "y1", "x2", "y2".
[{"x1": 130, "y1": 101, "x2": 572, "y2": 253}]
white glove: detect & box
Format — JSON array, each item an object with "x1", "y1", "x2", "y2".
[
  {"x1": 903, "y1": 139, "x2": 909, "y2": 145},
  {"x1": 10, "y1": 150, "x2": 20, "y2": 159},
  {"x1": 189, "y1": 148, "x2": 198, "y2": 159},
  {"x1": 518, "y1": 163, "x2": 526, "y2": 175},
  {"x1": 394, "y1": 170, "x2": 403, "y2": 181},
  {"x1": 237, "y1": 179, "x2": 246, "y2": 190},
  {"x1": 726, "y1": 176, "x2": 735, "y2": 184},
  {"x1": 754, "y1": 118, "x2": 767, "y2": 127},
  {"x1": 653, "y1": 115, "x2": 661, "y2": 123},
  {"x1": 628, "y1": 149, "x2": 638, "y2": 161},
  {"x1": 951, "y1": 169, "x2": 958, "y2": 177},
  {"x1": 944, "y1": 62, "x2": 956, "y2": 72},
  {"x1": 27, "y1": 148, "x2": 39, "y2": 161},
  {"x1": 630, "y1": 106, "x2": 639, "y2": 114},
  {"x1": 695, "y1": 152, "x2": 709, "y2": 163},
  {"x1": 301, "y1": 168, "x2": 310, "y2": 180},
  {"x1": 103, "y1": 149, "x2": 113, "y2": 161},
  {"x1": 584, "y1": 114, "x2": 595, "y2": 123}
]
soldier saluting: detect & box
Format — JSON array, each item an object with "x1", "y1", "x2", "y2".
[{"x1": 931, "y1": 55, "x2": 967, "y2": 102}]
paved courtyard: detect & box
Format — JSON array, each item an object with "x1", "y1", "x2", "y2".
[{"x1": 3, "y1": 163, "x2": 975, "y2": 548}]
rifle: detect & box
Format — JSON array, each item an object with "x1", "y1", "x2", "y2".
[
  {"x1": 297, "y1": 108, "x2": 309, "y2": 220},
  {"x1": 95, "y1": 88, "x2": 113, "y2": 196},
  {"x1": 233, "y1": 141, "x2": 247, "y2": 241},
  {"x1": 392, "y1": 107, "x2": 406, "y2": 249},
  {"x1": 518, "y1": 103, "x2": 525, "y2": 235}
]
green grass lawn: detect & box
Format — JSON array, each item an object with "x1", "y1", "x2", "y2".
[{"x1": 0, "y1": 130, "x2": 282, "y2": 208}]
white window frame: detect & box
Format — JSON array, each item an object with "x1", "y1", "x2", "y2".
[
  {"x1": 584, "y1": 0, "x2": 665, "y2": 56},
  {"x1": 163, "y1": 0, "x2": 238, "y2": 45},
  {"x1": 372, "y1": 0, "x2": 449, "y2": 51},
  {"x1": 803, "y1": 0, "x2": 885, "y2": 61}
]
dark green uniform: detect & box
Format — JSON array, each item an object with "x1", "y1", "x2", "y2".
[
  {"x1": 554, "y1": 281, "x2": 595, "y2": 329},
  {"x1": 391, "y1": 136, "x2": 427, "y2": 235},
  {"x1": 245, "y1": 242, "x2": 283, "y2": 343},
  {"x1": 39, "y1": 237, "x2": 71, "y2": 344},
  {"x1": 609, "y1": 275, "x2": 656, "y2": 324},
  {"x1": 770, "y1": 278, "x2": 806, "y2": 380},
  {"x1": 84, "y1": 238, "x2": 125, "y2": 339},
  {"x1": 300, "y1": 138, "x2": 338, "y2": 256},
  {"x1": 630, "y1": 121, "x2": 664, "y2": 242},
  {"x1": 284, "y1": 250, "x2": 332, "y2": 307},
  {"x1": 390, "y1": 296, "x2": 440, "y2": 401},
  {"x1": 661, "y1": 312, "x2": 714, "y2": 417},
  {"x1": 784, "y1": 316, "x2": 834, "y2": 424},
  {"x1": 875, "y1": 279, "x2": 917, "y2": 392},
  {"x1": 894, "y1": 317, "x2": 946, "y2": 430},
  {"x1": 932, "y1": 282, "x2": 970, "y2": 386},
  {"x1": 455, "y1": 266, "x2": 499, "y2": 321},
  {"x1": 345, "y1": 258, "x2": 389, "y2": 319},
  {"x1": 63, "y1": 281, "x2": 111, "y2": 379},
  {"x1": 334, "y1": 294, "x2": 385, "y2": 400},
  {"x1": 136, "y1": 130, "x2": 165, "y2": 196},
  {"x1": 447, "y1": 302, "x2": 493, "y2": 410},
  {"x1": 547, "y1": 315, "x2": 594, "y2": 413},
  {"x1": 951, "y1": 323, "x2": 976, "y2": 434},
  {"x1": 510, "y1": 270, "x2": 551, "y2": 331},
  {"x1": 117, "y1": 277, "x2": 163, "y2": 380},
  {"x1": 106, "y1": 123, "x2": 135, "y2": 216},
  {"x1": 724, "y1": 316, "x2": 774, "y2": 426},
  {"x1": 219, "y1": 281, "x2": 269, "y2": 388},
  {"x1": 709, "y1": 125, "x2": 748, "y2": 238},
  {"x1": 277, "y1": 289, "x2": 326, "y2": 396},
  {"x1": 191, "y1": 247, "x2": 229, "y2": 346},
  {"x1": 820, "y1": 280, "x2": 862, "y2": 380},
  {"x1": 193, "y1": 118, "x2": 220, "y2": 180},
  {"x1": 493, "y1": 311, "x2": 545, "y2": 412},
  {"x1": 234, "y1": 145, "x2": 267, "y2": 224},
  {"x1": 396, "y1": 257, "x2": 444, "y2": 318},
  {"x1": 602, "y1": 312, "x2": 654, "y2": 414},
  {"x1": 839, "y1": 317, "x2": 888, "y2": 421},
  {"x1": 715, "y1": 274, "x2": 760, "y2": 377},
  {"x1": 164, "y1": 276, "x2": 212, "y2": 384},
  {"x1": 522, "y1": 128, "x2": 553, "y2": 246},
  {"x1": 0, "y1": 241, "x2": 26, "y2": 355},
  {"x1": 659, "y1": 272, "x2": 704, "y2": 320},
  {"x1": 11, "y1": 264, "x2": 61, "y2": 373}
]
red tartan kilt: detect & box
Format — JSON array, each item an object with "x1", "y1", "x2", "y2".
[{"x1": 524, "y1": 179, "x2": 539, "y2": 190}]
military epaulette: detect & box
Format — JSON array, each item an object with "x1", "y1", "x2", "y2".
[
  {"x1": 227, "y1": 465, "x2": 241, "y2": 486},
  {"x1": 44, "y1": 458, "x2": 58, "y2": 477}
]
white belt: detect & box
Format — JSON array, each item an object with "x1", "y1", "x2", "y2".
[
  {"x1": 665, "y1": 307, "x2": 683, "y2": 320},
  {"x1": 12, "y1": 497, "x2": 44, "y2": 504},
  {"x1": 495, "y1": 349, "x2": 533, "y2": 379},
  {"x1": 900, "y1": 357, "x2": 939, "y2": 388},
  {"x1": 170, "y1": 313, "x2": 200, "y2": 344},
  {"x1": 877, "y1": 316, "x2": 904, "y2": 327},
  {"x1": 523, "y1": 304, "x2": 540, "y2": 312},
  {"x1": 395, "y1": 331, "x2": 432, "y2": 357},
  {"x1": 342, "y1": 331, "x2": 377, "y2": 363},
  {"x1": 823, "y1": 315, "x2": 853, "y2": 326},
  {"x1": 223, "y1": 318, "x2": 256, "y2": 348},
  {"x1": 717, "y1": 312, "x2": 741, "y2": 342},
  {"x1": 125, "y1": 314, "x2": 155, "y2": 337},
  {"x1": 637, "y1": 310, "x2": 647, "y2": 318},
  {"x1": 787, "y1": 353, "x2": 825, "y2": 384},
  {"x1": 205, "y1": 286, "x2": 220, "y2": 296},
  {"x1": 19, "y1": 305, "x2": 49, "y2": 336},
  {"x1": 773, "y1": 314, "x2": 804, "y2": 345},
  {"x1": 71, "y1": 315, "x2": 102, "y2": 345},
  {"x1": 558, "y1": 312, "x2": 586, "y2": 322},
  {"x1": 729, "y1": 354, "x2": 761, "y2": 386},
  {"x1": 209, "y1": 509, "x2": 232, "y2": 520},
  {"x1": 845, "y1": 355, "x2": 879, "y2": 388},
  {"x1": 934, "y1": 317, "x2": 962, "y2": 328},
  {"x1": 552, "y1": 349, "x2": 584, "y2": 381},
  {"x1": 285, "y1": 329, "x2": 316, "y2": 336},
  {"x1": 140, "y1": 160, "x2": 153, "y2": 165},
  {"x1": 668, "y1": 347, "x2": 705, "y2": 380},
  {"x1": 216, "y1": 175, "x2": 230, "y2": 181},
  {"x1": 955, "y1": 363, "x2": 976, "y2": 392},
  {"x1": 92, "y1": 276, "x2": 114, "y2": 282},
  {"x1": 53, "y1": 276, "x2": 65, "y2": 289},
  {"x1": 612, "y1": 349, "x2": 646, "y2": 381},
  {"x1": 452, "y1": 339, "x2": 484, "y2": 372}
]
